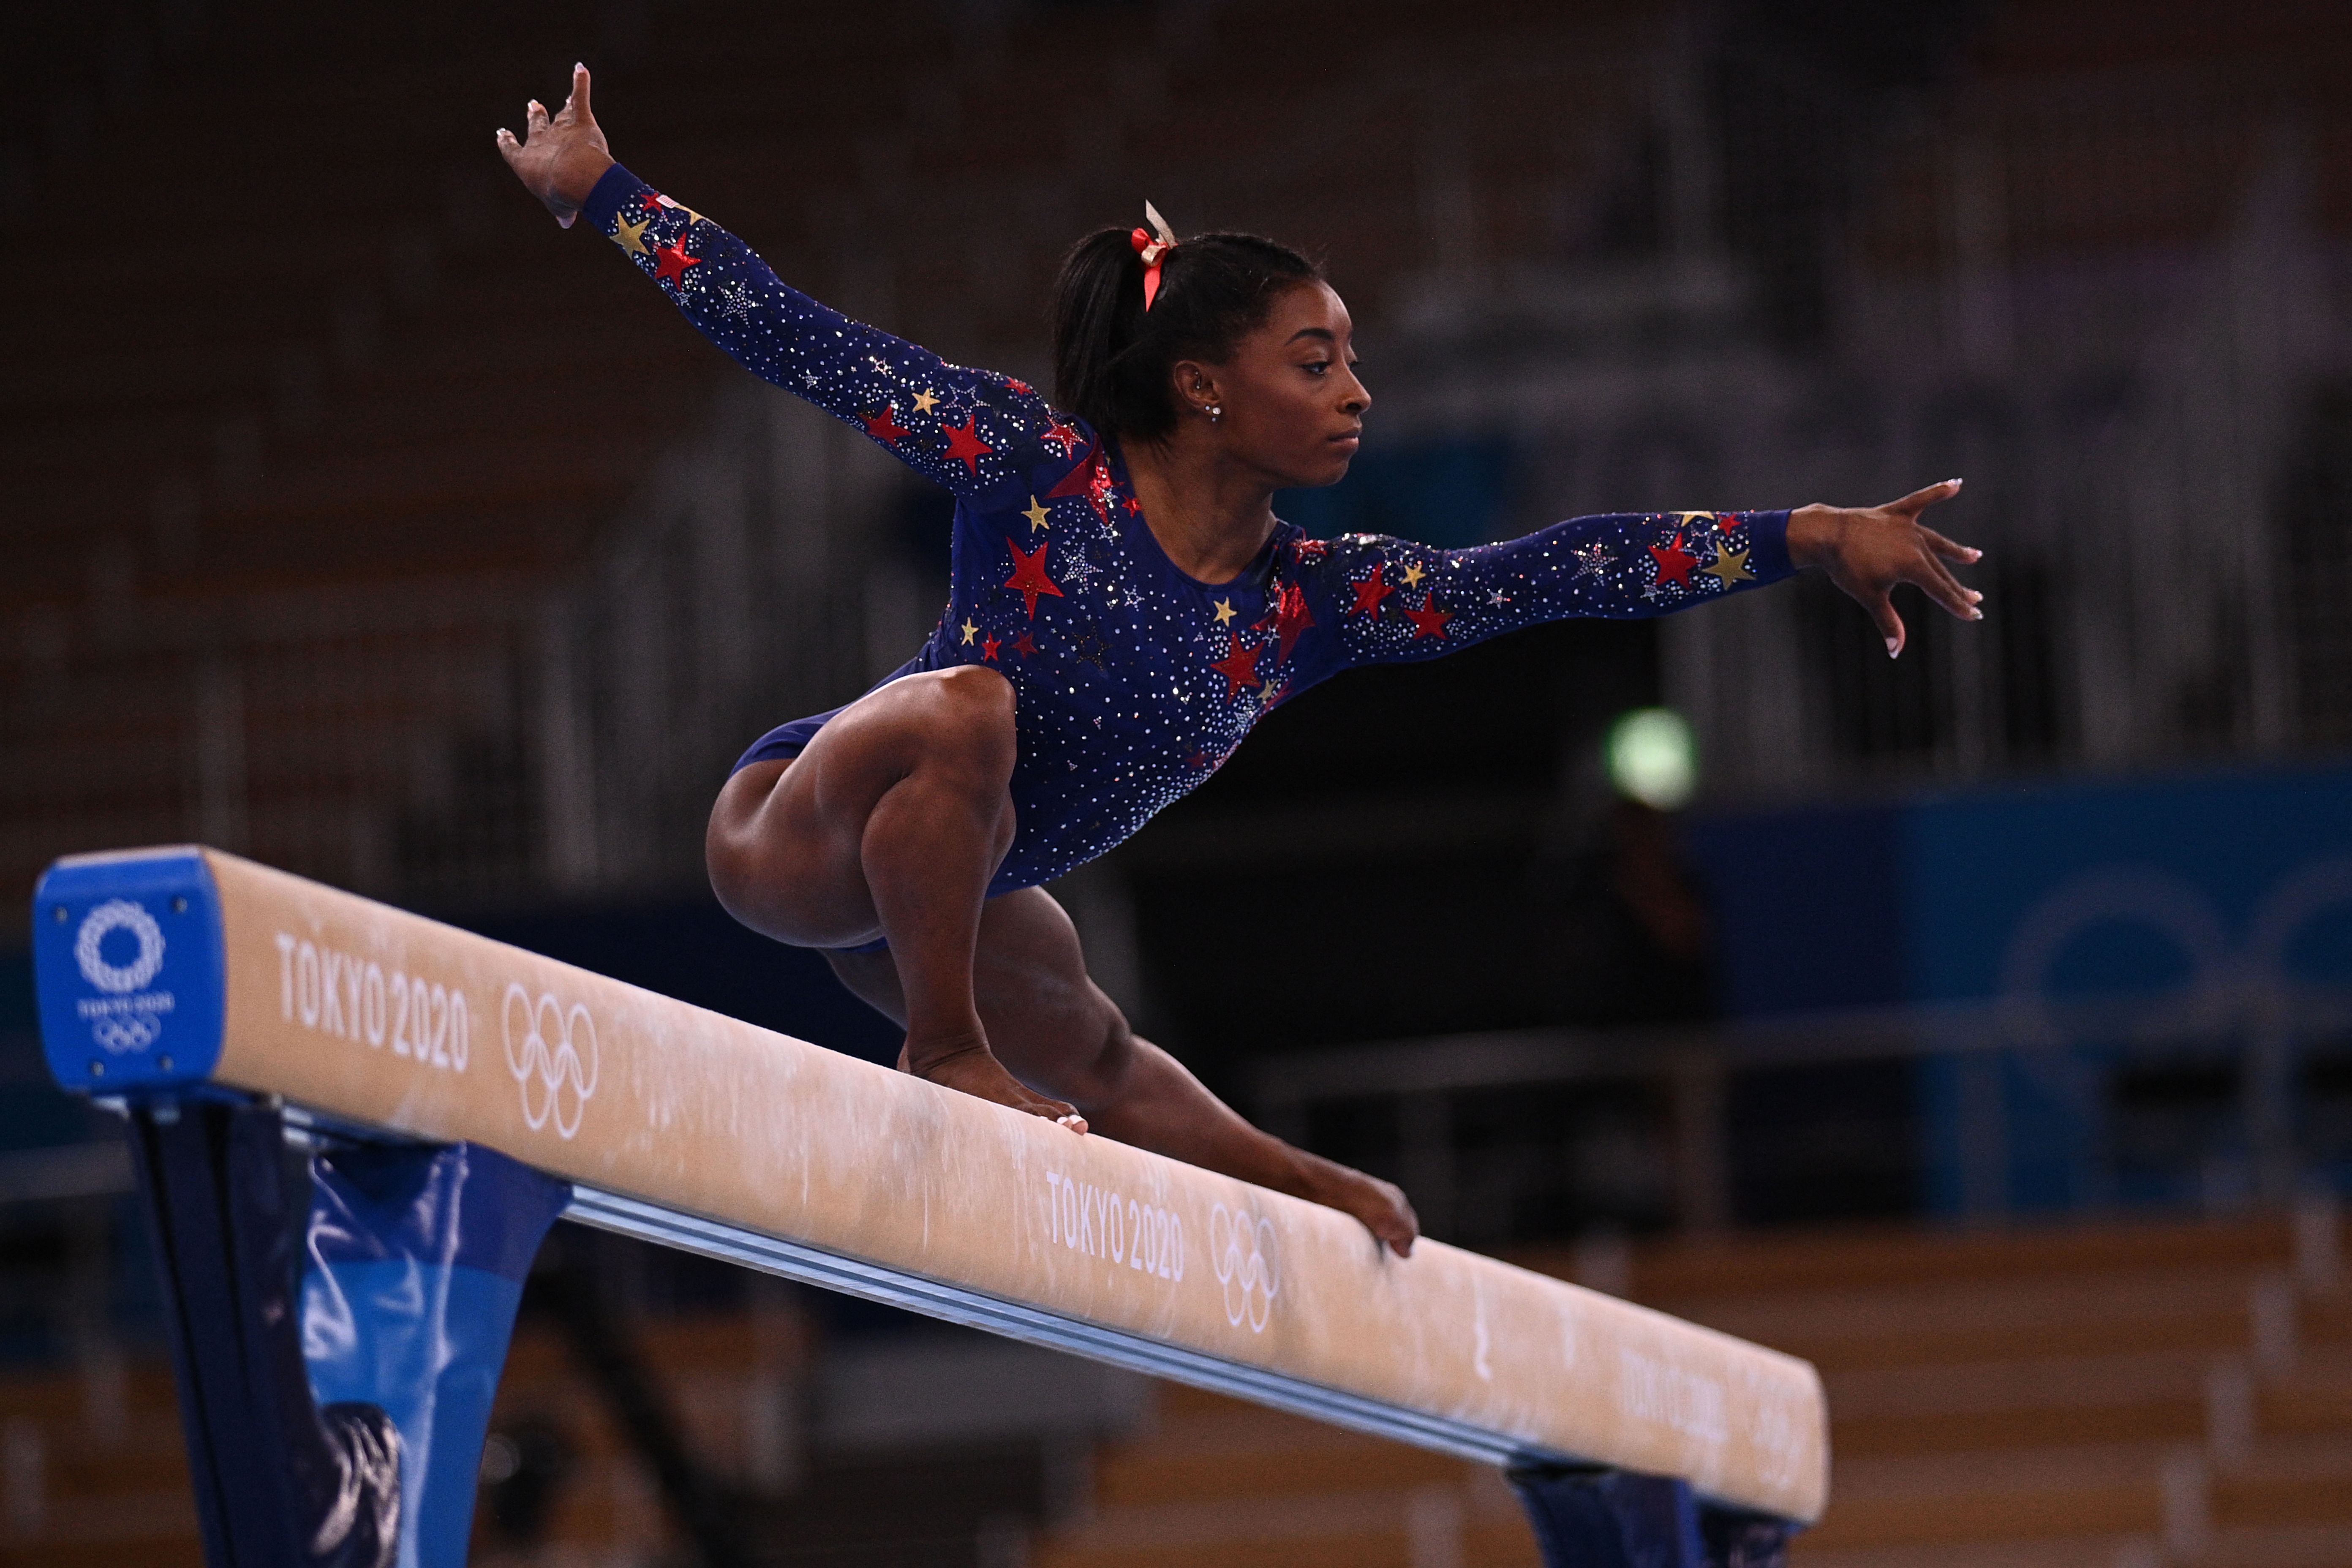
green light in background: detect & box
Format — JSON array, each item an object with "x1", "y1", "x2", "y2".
[{"x1": 1606, "y1": 708, "x2": 1697, "y2": 810}]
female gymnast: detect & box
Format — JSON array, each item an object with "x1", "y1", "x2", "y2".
[{"x1": 500, "y1": 67, "x2": 1982, "y2": 1256}]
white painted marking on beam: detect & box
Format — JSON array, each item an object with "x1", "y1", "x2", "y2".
[
  {"x1": 1047, "y1": 1170, "x2": 1186, "y2": 1283},
  {"x1": 501, "y1": 984, "x2": 593, "y2": 1135},
  {"x1": 1617, "y1": 1345, "x2": 1728, "y2": 1452},
  {"x1": 276, "y1": 931, "x2": 471, "y2": 1076},
  {"x1": 1210, "y1": 1203, "x2": 1278, "y2": 1332}
]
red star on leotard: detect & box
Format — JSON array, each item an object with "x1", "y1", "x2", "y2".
[
  {"x1": 940, "y1": 416, "x2": 994, "y2": 474},
  {"x1": 1047, "y1": 448, "x2": 1120, "y2": 523},
  {"x1": 1003, "y1": 537, "x2": 1065, "y2": 618},
  {"x1": 1348, "y1": 564, "x2": 1394, "y2": 618},
  {"x1": 1269, "y1": 581, "x2": 1316, "y2": 662},
  {"x1": 1292, "y1": 538, "x2": 1330, "y2": 564},
  {"x1": 1013, "y1": 631, "x2": 1037, "y2": 659},
  {"x1": 1403, "y1": 593, "x2": 1451, "y2": 640},
  {"x1": 1208, "y1": 632, "x2": 1265, "y2": 699},
  {"x1": 1040, "y1": 415, "x2": 1084, "y2": 458},
  {"x1": 981, "y1": 633, "x2": 1001, "y2": 662},
  {"x1": 863, "y1": 406, "x2": 909, "y2": 445},
  {"x1": 651, "y1": 235, "x2": 701, "y2": 287},
  {"x1": 639, "y1": 193, "x2": 667, "y2": 213},
  {"x1": 1650, "y1": 531, "x2": 1698, "y2": 589},
  {"x1": 1006, "y1": 378, "x2": 1032, "y2": 396},
  {"x1": 1123, "y1": 493, "x2": 1143, "y2": 515}
]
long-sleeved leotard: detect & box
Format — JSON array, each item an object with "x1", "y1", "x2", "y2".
[{"x1": 582, "y1": 164, "x2": 1797, "y2": 896}]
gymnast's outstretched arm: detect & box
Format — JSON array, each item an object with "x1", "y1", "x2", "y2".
[
  {"x1": 499, "y1": 65, "x2": 1070, "y2": 498},
  {"x1": 1281, "y1": 483, "x2": 1981, "y2": 692}
]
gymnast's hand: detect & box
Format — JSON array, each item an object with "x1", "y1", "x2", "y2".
[
  {"x1": 1787, "y1": 479, "x2": 1984, "y2": 658},
  {"x1": 495, "y1": 64, "x2": 616, "y2": 229}
]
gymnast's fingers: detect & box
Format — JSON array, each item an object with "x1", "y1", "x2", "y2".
[
  {"x1": 569, "y1": 63, "x2": 593, "y2": 124},
  {"x1": 1867, "y1": 588, "x2": 1906, "y2": 658},
  {"x1": 1888, "y1": 478, "x2": 1962, "y2": 517},
  {"x1": 1933, "y1": 550, "x2": 1984, "y2": 612},
  {"x1": 1922, "y1": 525, "x2": 1984, "y2": 564},
  {"x1": 525, "y1": 98, "x2": 550, "y2": 136},
  {"x1": 1908, "y1": 541, "x2": 1977, "y2": 608},
  {"x1": 1382, "y1": 1194, "x2": 1420, "y2": 1258},
  {"x1": 494, "y1": 126, "x2": 522, "y2": 169},
  {"x1": 1914, "y1": 553, "x2": 1982, "y2": 621}
]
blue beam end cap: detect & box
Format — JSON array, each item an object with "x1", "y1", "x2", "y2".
[{"x1": 32, "y1": 847, "x2": 228, "y2": 1096}]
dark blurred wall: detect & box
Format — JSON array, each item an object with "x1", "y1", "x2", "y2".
[{"x1": 1691, "y1": 761, "x2": 2352, "y2": 1214}]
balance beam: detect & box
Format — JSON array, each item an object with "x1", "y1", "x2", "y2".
[{"x1": 32, "y1": 845, "x2": 1828, "y2": 1525}]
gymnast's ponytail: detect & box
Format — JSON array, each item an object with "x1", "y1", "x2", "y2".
[{"x1": 1051, "y1": 220, "x2": 1323, "y2": 444}]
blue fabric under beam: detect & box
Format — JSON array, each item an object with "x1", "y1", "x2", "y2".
[
  {"x1": 1510, "y1": 1467, "x2": 1793, "y2": 1568},
  {"x1": 127, "y1": 1100, "x2": 404, "y2": 1568},
  {"x1": 301, "y1": 1140, "x2": 570, "y2": 1568}
]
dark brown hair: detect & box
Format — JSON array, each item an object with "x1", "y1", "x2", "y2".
[{"x1": 1050, "y1": 224, "x2": 1323, "y2": 442}]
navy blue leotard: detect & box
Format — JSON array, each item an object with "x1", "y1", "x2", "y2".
[{"x1": 583, "y1": 164, "x2": 1797, "y2": 897}]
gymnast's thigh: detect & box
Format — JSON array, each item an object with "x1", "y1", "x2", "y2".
[
  {"x1": 708, "y1": 751, "x2": 873, "y2": 947},
  {"x1": 706, "y1": 686, "x2": 936, "y2": 945},
  {"x1": 711, "y1": 667, "x2": 1021, "y2": 947}
]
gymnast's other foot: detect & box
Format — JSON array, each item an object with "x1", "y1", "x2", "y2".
[
  {"x1": 900, "y1": 1034, "x2": 1089, "y2": 1132},
  {"x1": 1301, "y1": 1157, "x2": 1418, "y2": 1258}
]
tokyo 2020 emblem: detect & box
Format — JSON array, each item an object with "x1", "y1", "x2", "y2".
[
  {"x1": 75, "y1": 900, "x2": 168, "y2": 1054},
  {"x1": 76, "y1": 900, "x2": 164, "y2": 994}
]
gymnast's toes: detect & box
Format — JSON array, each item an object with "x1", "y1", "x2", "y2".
[{"x1": 903, "y1": 1037, "x2": 1088, "y2": 1132}]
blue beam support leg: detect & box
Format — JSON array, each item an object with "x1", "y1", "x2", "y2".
[
  {"x1": 126, "y1": 1099, "x2": 569, "y2": 1568},
  {"x1": 1509, "y1": 1466, "x2": 1796, "y2": 1568}
]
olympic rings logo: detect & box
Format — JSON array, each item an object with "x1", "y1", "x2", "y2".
[
  {"x1": 75, "y1": 900, "x2": 164, "y2": 994},
  {"x1": 90, "y1": 1016, "x2": 161, "y2": 1054},
  {"x1": 1209, "y1": 1203, "x2": 1279, "y2": 1333},
  {"x1": 1996, "y1": 857, "x2": 2352, "y2": 1048},
  {"x1": 502, "y1": 983, "x2": 599, "y2": 1140}
]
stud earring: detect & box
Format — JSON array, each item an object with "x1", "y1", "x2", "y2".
[{"x1": 1207, "y1": 404, "x2": 1222, "y2": 422}]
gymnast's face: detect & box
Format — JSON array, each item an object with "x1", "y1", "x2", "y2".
[{"x1": 1179, "y1": 280, "x2": 1370, "y2": 490}]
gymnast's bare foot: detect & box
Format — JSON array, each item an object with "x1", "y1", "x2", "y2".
[
  {"x1": 1300, "y1": 1157, "x2": 1418, "y2": 1258},
  {"x1": 900, "y1": 1034, "x2": 1089, "y2": 1132}
]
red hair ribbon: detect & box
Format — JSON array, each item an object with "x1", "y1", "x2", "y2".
[{"x1": 1131, "y1": 200, "x2": 1177, "y2": 310}]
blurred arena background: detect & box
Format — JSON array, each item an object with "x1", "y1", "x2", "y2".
[{"x1": 5, "y1": 0, "x2": 2352, "y2": 1563}]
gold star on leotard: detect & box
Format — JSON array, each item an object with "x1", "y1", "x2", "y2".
[
  {"x1": 1211, "y1": 598, "x2": 1237, "y2": 625},
  {"x1": 612, "y1": 214, "x2": 652, "y2": 256},
  {"x1": 959, "y1": 618, "x2": 980, "y2": 645},
  {"x1": 912, "y1": 389, "x2": 940, "y2": 414},
  {"x1": 1400, "y1": 561, "x2": 1427, "y2": 588},
  {"x1": 1023, "y1": 496, "x2": 1052, "y2": 533},
  {"x1": 1705, "y1": 543, "x2": 1755, "y2": 587}
]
